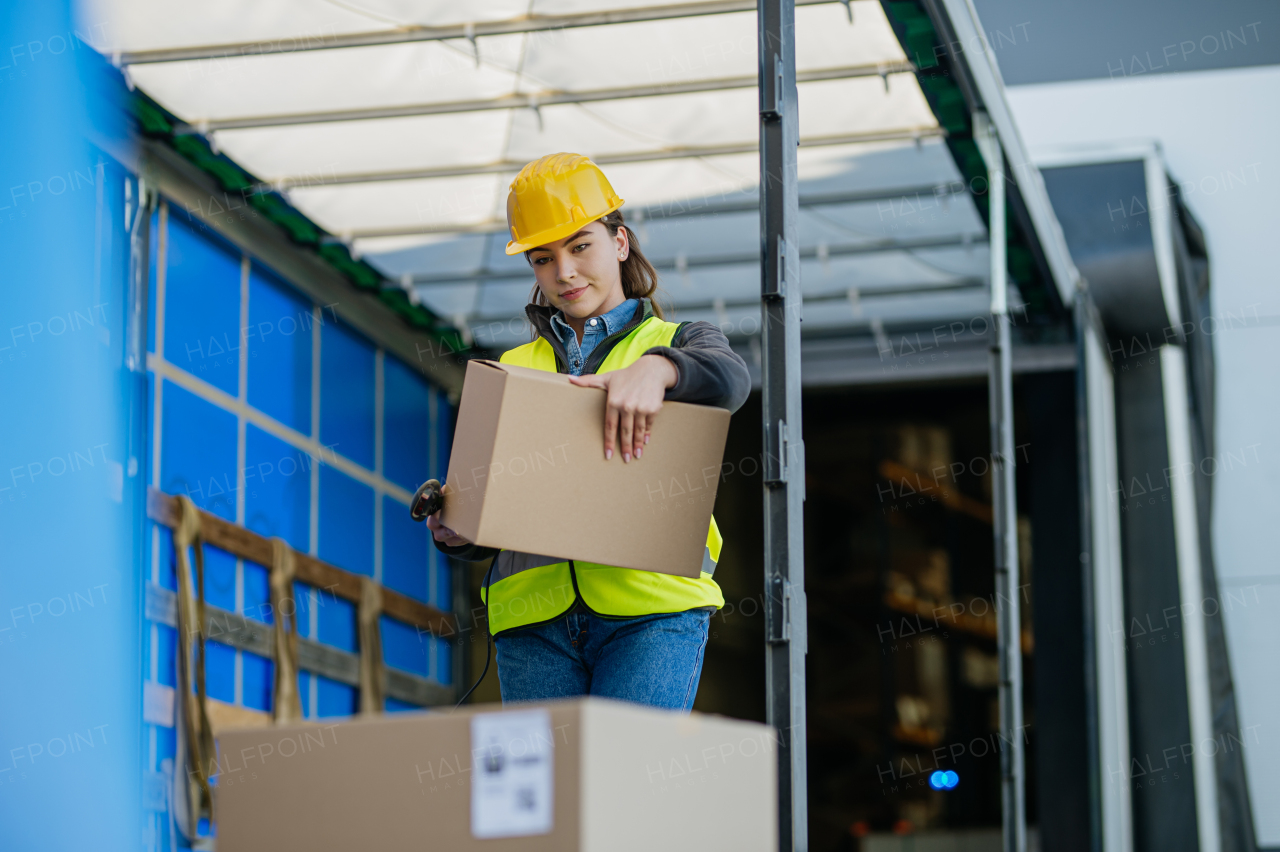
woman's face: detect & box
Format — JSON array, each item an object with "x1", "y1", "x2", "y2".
[{"x1": 528, "y1": 220, "x2": 629, "y2": 318}]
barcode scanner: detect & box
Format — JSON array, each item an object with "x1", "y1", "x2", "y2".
[{"x1": 409, "y1": 479, "x2": 444, "y2": 522}]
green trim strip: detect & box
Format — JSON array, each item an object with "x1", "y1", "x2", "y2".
[{"x1": 879, "y1": 0, "x2": 1057, "y2": 318}]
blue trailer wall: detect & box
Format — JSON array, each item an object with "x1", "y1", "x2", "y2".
[
  {"x1": 0, "y1": 8, "x2": 454, "y2": 846},
  {"x1": 0, "y1": 2, "x2": 143, "y2": 849},
  {"x1": 144, "y1": 205, "x2": 454, "y2": 846}
]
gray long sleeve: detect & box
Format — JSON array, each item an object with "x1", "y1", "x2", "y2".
[
  {"x1": 645, "y1": 320, "x2": 751, "y2": 413},
  {"x1": 433, "y1": 539, "x2": 498, "y2": 563}
]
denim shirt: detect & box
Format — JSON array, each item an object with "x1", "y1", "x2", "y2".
[{"x1": 549, "y1": 298, "x2": 639, "y2": 376}]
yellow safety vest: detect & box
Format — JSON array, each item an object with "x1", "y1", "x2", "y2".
[{"x1": 481, "y1": 311, "x2": 725, "y2": 635}]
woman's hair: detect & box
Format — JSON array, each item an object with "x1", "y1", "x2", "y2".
[{"x1": 525, "y1": 208, "x2": 668, "y2": 320}]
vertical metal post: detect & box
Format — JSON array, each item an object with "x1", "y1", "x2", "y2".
[
  {"x1": 1074, "y1": 292, "x2": 1105, "y2": 852},
  {"x1": 974, "y1": 112, "x2": 1026, "y2": 852},
  {"x1": 758, "y1": 1, "x2": 806, "y2": 850}
]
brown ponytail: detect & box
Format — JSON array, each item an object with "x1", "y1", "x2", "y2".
[{"x1": 525, "y1": 209, "x2": 669, "y2": 320}]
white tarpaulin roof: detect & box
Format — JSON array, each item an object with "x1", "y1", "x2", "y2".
[{"x1": 87, "y1": 0, "x2": 996, "y2": 350}]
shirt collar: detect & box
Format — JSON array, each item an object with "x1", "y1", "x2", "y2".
[
  {"x1": 550, "y1": 297, "x2": 639, "y2": 339},
  {"x1": 599, "y1": 298, "x2": 640, "y2": 334}
]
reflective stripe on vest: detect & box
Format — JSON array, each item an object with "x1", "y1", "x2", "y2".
[{"x1": 483, "y1": 313, "x2": 725, "y2": 634}]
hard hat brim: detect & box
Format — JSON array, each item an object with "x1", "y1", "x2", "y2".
[{"x1": 504, "y1": 198, "x2": 625, "y2": 255}]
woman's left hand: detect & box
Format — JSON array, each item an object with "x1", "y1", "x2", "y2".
[{"x1": 568, "y1": 354, "x2": 678, "y2": 462}]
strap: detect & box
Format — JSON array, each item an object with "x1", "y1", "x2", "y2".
[
  {"x1": 171, "y1": 496, "x2": 215, "y2": 840},
  {"x1": 268, "y1": 538, "x2": 302, "y2": 723},
  {"x1": 358, "y1": 576, "x2": 385, "y2": 714}
]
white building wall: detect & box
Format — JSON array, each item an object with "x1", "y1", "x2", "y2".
[{"x1": 1004, "y1": 65, "x2": 1280, "y2": 844}]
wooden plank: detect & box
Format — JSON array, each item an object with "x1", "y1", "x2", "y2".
[
  {"x1": 297, "y1": 636, "x2": 361, "y2": 687},
  {"x1": 147, "y1": 486, "x2": 272, "y2": 565},
  {"x1": 145, "y1": 581, "x2": 177, "y2": 626},
  {"x1": 146, "y1": 486, "x2": 177, "y2": 527},
  {"x1": 294, "y1": 552, "x2": 362, "y2": 604},
  {"x1": 206, "y1": 698, "x2": 272, "y2": 734},
  {"x1": 206, "y1": 608, "x2": 274, "y2": 658},
  {"x1": 382, "y1": 587, "x2": 456, "y2": 638},
  {"x1": 386, "y1": 668, "x2": 454, "y2": 707},
  {"x1": 201, "y1": 511, "x2": 275, "y2": 567},
  {"x1": 147, "y1": 487, "x2": 458, "y2": 636},
  {"x1": 146, "y1": 584, "x2": 455, "y2": 706}
]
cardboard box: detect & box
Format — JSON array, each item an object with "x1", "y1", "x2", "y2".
[
  {"x1": 215, "y1": 698, "x2": 778, "y2": 851},
  {"x1": 439, "y1": 360, "x2": 731, "y2": 578}
]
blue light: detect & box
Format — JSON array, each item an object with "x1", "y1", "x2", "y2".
[{"x1": 929, "y1": 770, "x2": 961, "y2": 790}]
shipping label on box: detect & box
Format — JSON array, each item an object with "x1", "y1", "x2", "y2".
[
  {"x1": 440, "y1": 360, "x2": 730, "y2": 577},
  {"x1": 471, "y1": 709, "x2": 554, "y2": 838}
]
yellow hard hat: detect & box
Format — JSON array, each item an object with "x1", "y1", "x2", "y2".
[{"x1": 505, "y1": 153, "x2": 625, "y2": 255}]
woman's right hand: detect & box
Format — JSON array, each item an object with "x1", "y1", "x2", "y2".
[{"x1": 426, "y1": 511, "x2": 471, "y2": 547}]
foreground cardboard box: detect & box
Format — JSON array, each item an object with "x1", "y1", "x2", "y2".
[
  {"x1": 216, "y1": 698, "x2": 777, "y2": 851},
  {"x1": 439, "y1": 360, "x2": 731, "y2": 578}
]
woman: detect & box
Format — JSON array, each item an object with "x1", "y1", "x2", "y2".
[{"x1": 427, "y1": 153, "x2": 750, "y2": 712}]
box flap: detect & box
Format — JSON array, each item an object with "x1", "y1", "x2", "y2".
[{"x1": 480, "y1": 360, "x2": 574, "y2": 387}]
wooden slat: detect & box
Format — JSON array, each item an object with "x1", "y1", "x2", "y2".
[
  {"x1": 146, "y1": 487, "x2": 177, "y2": 527},
  {"x1": 147, "y1": 584, "x2": 455, "y2": 707},
  {"x1": 382, "y1": 587, "x2": 456, "y2": 637},
  {"x1": 147, "y1": 486, "x2": 273, "y2": 565},
  {"x1": 147, "y1": 486, "x2": 458, "y2": 637},
  {"x1": 386, "y1": 668, "x2": 454, "y2": 707},
  {"x1": 297, "y1": 636, "x2": 361, "y2": 687},
  {"x1": 294, "y1": 552, "x2": 363, "y2": 604},
  {"x1": 206, "y1": 698, "x2": 272, "y2": 734},
  {"x1": 206, "y1": 606, "x2": 274, "y2": 658}
]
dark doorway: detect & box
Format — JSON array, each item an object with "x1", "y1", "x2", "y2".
[{"x1": 699, "y1": 372, "x2": 1087, "y2": 851}]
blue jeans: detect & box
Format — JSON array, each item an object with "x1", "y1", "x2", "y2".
[{"x1": 493, "y1": 608, "x2": 712, "y2": 712}]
